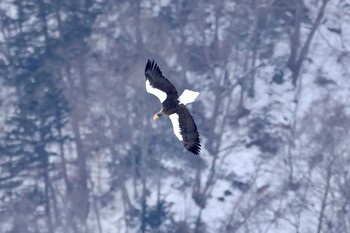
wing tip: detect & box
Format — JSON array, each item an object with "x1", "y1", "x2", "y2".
[
  {"x1": 145, "y1": 59, "x2": 153, "y2": 73},
  {"x1": 189, "y1": 144, "x2": 201, "y2": 155},
  {"x1": 145, "y1": 59, "x2": 162, "y2": 75},
  {"x1": 184, "y1": 138, "x2": 201, "y2": 155}
]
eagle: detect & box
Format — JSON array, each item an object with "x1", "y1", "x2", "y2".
[{"x1": 144, "y1": 59, "x2": 201, "y2": 155}]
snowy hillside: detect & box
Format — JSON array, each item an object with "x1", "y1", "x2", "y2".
[{"x1": 0, "y1": 0, "x2": 349, "y2": 233}]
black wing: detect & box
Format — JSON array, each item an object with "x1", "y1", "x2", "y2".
[
  {"x1": 177, "y1": 105, "x2": 201, "y2": 155},
  {"x1": 145, "y1": 59, "x2": 178, "y2": 98}
]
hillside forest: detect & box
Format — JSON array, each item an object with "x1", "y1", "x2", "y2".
[{"x1": 0, "y1": 0, "x2": 350, "y2": 233}]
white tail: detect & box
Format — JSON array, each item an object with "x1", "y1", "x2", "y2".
[{"x1": 178, "y1": 89, "x2": 199, "y2": 105}]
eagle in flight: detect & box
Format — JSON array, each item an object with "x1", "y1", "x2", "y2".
[{"x1": 144, "y1": 60, "x2": 201, "y2": 155}]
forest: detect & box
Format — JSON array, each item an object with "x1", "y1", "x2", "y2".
[{"x1": 0, "y1": 0, "x2": 349, "y2": 232}]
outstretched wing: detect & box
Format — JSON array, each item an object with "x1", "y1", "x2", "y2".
[
  {"x1": 144, "y1": 60, "x2": 178, "y2": 103},
  {"x1": 169, "y1": 105, "x2": 201, "y2": 155}
]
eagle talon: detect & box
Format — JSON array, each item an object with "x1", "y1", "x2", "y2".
[{"x1": 153, "y1": 114, "x2": 159, "y2": 120}]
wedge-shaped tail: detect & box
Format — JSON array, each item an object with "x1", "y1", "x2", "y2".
[{"x1": 178, "y1": 89, "x2": 199, "y2": 105}]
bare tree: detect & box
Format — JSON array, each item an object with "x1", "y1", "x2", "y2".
[{"x1": 287, "y1": 0, "x2": 330, "y2": 85}]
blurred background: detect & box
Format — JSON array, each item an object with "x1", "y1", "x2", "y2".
[{"x1": 0, "y1": 0, "x2": 349, "y2": 232}]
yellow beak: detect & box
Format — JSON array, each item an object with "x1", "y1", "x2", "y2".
[{"x1": 153, "y1": 114, "x2": 159, "y2": 120}]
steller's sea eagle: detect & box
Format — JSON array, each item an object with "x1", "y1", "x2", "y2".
[{"x1": 145, "y1": 59, "x2": 201, "y2": 155}]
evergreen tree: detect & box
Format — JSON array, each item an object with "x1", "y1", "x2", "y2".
[{"x1": 0, "y1": 65, "x2": 70, "y2": 232}]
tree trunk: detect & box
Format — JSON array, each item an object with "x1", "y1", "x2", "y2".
[
  {"x1": 71, "y1": 116, "x2": 90, "y2": 222},
  {"x1": 317, "y1": 159, "x2": 333, "y2": 233},
  {"x1": 288, "y1": 0, "x2": 330, "y2": 86},
  {"x1": 44, "y1": 168, "x2": 54, "y2": 233},
  {"x1": 41, "y1": 144, "x2": 54, "y2": 233},
  {"x1": 64, "y1": 64, "x2": 90, "y2": 226}
]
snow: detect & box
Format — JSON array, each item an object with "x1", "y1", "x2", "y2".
[
  {"x1": 1, "y1": 0, "x2": 349, "y2": 232},
  {"x1": 98, "y1": 5, "x2": 347, "y2": 231}
]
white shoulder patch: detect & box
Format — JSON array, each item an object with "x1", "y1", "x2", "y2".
[
  {"x1": 169, "y1": 113, "x2": 183, "y2": 141},
  {"x1": 145, "y1": 79, "x2": 167, "y2": 103},
  {"x1": 178, "y1": 89, "x2": 199, "y2": 105}
]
